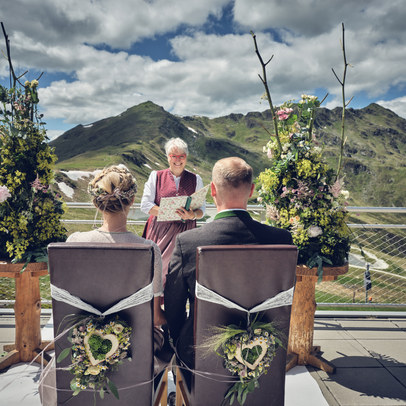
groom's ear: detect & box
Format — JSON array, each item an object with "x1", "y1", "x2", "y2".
[
  {"x1": 210, "y1": 181, "x2": 216, "y2": 197},
  {"x1": 248, "y1": 183, "x2": 255, "y2": 198}
]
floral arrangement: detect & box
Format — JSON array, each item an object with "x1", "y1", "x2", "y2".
[
  {"x1": 57, "y1": 315, "x2": 132, "y2": 401},
  {"x1": 201, "y1": 319, "x2": 284, "y2": 406},
  {"x1": 257, "y1": 95, "x2": 351, "y2": 281},
  {"x1": 0, "y1": 26, "x2": 66, "y2": 267}
]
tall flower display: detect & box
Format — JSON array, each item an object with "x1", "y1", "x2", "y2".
[
  {"x1": 0, "y1": 26, "x2": 66, "y2": 265},
  {"x1": 257, "y1": 96, "x2": 351, "y2": 279}
]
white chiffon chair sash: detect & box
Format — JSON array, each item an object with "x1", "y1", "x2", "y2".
[
  {"x1": 51, "y1": 282, "x2": 154, "y2": 316},
  {"x1": 195, "y1": 282, "x2": 294, "y2": 324}
]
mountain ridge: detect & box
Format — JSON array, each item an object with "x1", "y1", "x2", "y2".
[{"x1": 50, "y1": 101, "x2": 406, "y2": 207}]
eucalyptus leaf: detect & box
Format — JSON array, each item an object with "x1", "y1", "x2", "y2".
[
  {"x1": 108, "y1": 379, "x2": 119, "y2": 400},
  {"x1": 57, "y1": 347, "x2": 71, "y2": 363}
]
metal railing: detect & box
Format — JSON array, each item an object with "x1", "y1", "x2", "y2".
[{"x1": 1, "y1": 205, "x2": 406, "y2": 308}]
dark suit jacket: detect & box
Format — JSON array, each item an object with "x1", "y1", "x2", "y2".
[{"x1": 164, "y1": 210, "x2": 293, "y2": 367}]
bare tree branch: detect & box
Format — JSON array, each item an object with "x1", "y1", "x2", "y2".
[
  {"x1": 345, "y1": 95, "x2": 354, "y2": 107},
  {"x1": 258, "y1": 122, "x2": 276, "y2": 138},
  {"x1": 320, "y1": 93, "x2": 329, "y2": 105},
  {"x1": 251, "y1": 31, "x2": 282, "y2": 152},
  {"x1": 331, "y1": 68, "x2": 343, "y2": 86},
  {"x1": 334, "y1": 23, "x2": 354, "y2": 180}
]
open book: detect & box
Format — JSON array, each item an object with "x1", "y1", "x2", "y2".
[{"x1": 157, "y1": 184, "x2": 210, "y2": 222}]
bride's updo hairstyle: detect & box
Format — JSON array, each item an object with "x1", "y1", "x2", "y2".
[{"x1": 88, "y1": 164, "x2": 138, "y2": 213}]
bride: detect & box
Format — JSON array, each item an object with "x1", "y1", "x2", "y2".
[{"x1": 67, "y1": 164, "x2": 166, "y2": 326}]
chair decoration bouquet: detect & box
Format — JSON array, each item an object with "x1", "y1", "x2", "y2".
[
  {"x1": 257, "y1": 95, "x2": 351, "y2": 281},
  {"x1": 57, "y1": 315, "x2": 132, "y2": 401},
  {"x1": 0, "y1": 23, "x2": 66, "y2": 268},
  {"x1": 202, "y1": 318, "x2": 284, "y2": 406}
]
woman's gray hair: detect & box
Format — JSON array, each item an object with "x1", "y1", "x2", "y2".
[{"x1": 164, "y1": 138, "x2": 188, "y2": 156}]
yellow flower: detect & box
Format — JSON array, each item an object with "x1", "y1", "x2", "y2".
[{"x1": 257, "y1": 169, "x2": 279, "y2": 191}]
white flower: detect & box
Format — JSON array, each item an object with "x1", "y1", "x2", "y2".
[
  {"x1": 30, "y1": 79, "x2": 39, "y2": 87},
  {"x1": 308, "y1": 225, "x2": 323, "y2": 238},
  {"x1": 301, "y1": 94, "x2": 307, "y2": 99},
  {"x1": 85, "y1": 366, "x2": 100, "y2": 375},
  {"x1": 24, "y1": 80, "x2": 30, "y2": 87},
  {"x1": 0, "y1": 186, "x2": 11, "y2": 203},
  {"x1": 113, "y1": 324, "x2": 124, "y2": 334},
  {"x1": 341, "y1": 190, "x2": 349, "y2": 199}
]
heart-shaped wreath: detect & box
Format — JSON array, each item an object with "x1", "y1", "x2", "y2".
[
  {"x1": 201, "y1": 318, "x2": 285, "y2": 406},
  {"x1": 57, "y1": 315, "x2": 132, "y2": 401}
]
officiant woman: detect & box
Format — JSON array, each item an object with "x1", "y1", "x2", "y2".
[{"x1": 141, "y1": 137, "x2": 206, "y2": 287}]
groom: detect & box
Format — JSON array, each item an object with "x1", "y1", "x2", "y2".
[{"x1": 164, "y1": 157, "x2": 293, "y2": 368}]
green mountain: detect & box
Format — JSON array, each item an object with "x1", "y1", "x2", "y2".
[{"x1": 50, "y1": 101, "x2": 406, "y2": 207}]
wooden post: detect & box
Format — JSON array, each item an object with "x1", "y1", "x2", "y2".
[
  {"x1": 0, "y1": 260, "x2": 49, "y2": 370},
  {"x1": 288, "y1": 275, "x2": 316, "y2": 365},
  {"x1": 14, "y1": 268, "x2": 43, "y2": 361},
  {"x1": 286, "y1": 263, "x2": 349, "y2": 374}
]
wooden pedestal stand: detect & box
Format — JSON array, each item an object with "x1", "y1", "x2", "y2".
[
  {"x1": 0, "y1": 260, "x2": 54, "y2": 371},
  {"x1": 286, "y1": 263, "x2": 349, "y2": 374}
]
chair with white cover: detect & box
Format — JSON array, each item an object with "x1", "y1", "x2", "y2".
[
  {"x1": 45, "y1": 242, "x2": 162, "y2": 406},
  {"x1": 176, "y1": 244, "x2": 297, "y2": 406}
]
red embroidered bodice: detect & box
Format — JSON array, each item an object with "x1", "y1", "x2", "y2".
[{"x1": 155, "y1": 169, "x2": 196, "y2": 206}]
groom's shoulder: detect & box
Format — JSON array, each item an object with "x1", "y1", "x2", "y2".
[{"x1": 256, "y1": 221, "x2": 293, "y2": 242}]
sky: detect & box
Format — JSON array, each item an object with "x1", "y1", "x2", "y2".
[{"x1": 1, "y1": 0, "x2": 405, "y2": 141}]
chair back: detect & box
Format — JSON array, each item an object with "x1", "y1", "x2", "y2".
[
  {"x1": 193, "y1": 245, "x2": 298, "y2": 406},
  {"x1": 48, "y1": 242, "x2": 155, "y2": 406}
]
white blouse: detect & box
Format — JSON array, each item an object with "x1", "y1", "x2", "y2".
[{"x1": 140, "y1": 170, "x2": 206, "y2": 216}]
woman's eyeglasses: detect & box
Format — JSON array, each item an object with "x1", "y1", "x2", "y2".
[{"x1": 169, "y1": 155, "x2": 186, "y2": 161}]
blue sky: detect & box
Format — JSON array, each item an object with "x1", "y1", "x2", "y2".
[{"x1": 1, "y1": 0, "x2": 405, "y2": 141}]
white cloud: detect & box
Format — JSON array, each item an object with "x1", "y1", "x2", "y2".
[
  {"x1": 376, "y1": 97, "x2": 406, "y2": 119},
  {"x1": 1, "y1": 0, "x2": 406, "y2": 125},
  {"x1": 46, "y1": 130, "x2": 65, "y2": 141}
]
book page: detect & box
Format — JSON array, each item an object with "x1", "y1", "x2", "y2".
[{"x1": 157, "y1": 184, "x2": 210, "y2": 222}]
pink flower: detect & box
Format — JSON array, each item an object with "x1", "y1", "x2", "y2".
[
  {"x1": 267, "y1": 148, "x2": 273, "y2": 159},
  {"x1": 329, "y1": 179, "x2": 342, "y2": 198},
  {"x1": 0, "y1": 186, "x2": 11, "y2": 203}
]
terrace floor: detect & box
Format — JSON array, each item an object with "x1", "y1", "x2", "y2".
[{"x1": 1, "y1": 311, "x2": 406, "y2": 405}]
